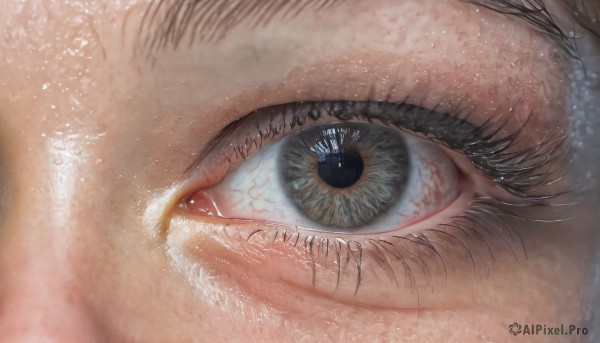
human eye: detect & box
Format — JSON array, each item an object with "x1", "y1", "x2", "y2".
[
  {"x1": 171, "y1": 95, "x2": 569, "y2": 309},
  {"x1": 184, "y1": 102, "x2": 464, "y2": 234},
  {"x1": 140, "y1": 1, "x2": 597, "y2": 332}
]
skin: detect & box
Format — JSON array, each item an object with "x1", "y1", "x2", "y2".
[{"x1": 0, "y1": 0, "x2": 597, "y2": 342}]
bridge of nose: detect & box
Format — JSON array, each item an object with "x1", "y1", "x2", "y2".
[{"x1": 0, "y1": 134, "x2": 109, "y2": 341}]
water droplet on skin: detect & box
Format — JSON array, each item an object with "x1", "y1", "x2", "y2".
[{"x1": 41, "y1": 82, "x2": 50, "y2": 90}]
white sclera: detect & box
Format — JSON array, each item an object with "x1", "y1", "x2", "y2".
[{"x1": 203, "y1": 129, "x2": 459, "y2": 234}]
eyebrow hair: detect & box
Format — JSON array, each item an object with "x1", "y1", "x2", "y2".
[
  {"x1": 136, "y1": 0, "x2": 597, "y2": 57},
  {"x1": 137, "y1": 0, "x2": 344, "y2": 54}
]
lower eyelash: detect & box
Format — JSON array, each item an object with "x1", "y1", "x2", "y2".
[{"x1": 246, "y1": 195, "x2": 569, "y2": 309}]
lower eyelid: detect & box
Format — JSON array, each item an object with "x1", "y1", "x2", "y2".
[{"x1": 168, "y1": 193, "x2": 530, "y2": 311}]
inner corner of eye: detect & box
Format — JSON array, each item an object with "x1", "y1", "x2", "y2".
[{"x1": 179, "y1": 190, "x2": 220, "y2": 218}]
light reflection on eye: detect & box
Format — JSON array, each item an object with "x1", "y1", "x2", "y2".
[{"x1": 184, "y1": 121, "x2": 461, "y2": 234}]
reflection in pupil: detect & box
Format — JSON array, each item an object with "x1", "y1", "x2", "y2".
[{"x1": 317, "y1": 150, "x2": 364, "y2": 188}]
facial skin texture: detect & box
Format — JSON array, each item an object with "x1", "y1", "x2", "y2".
[{"x1": 0, "y1": 0, "x2": 598, "y2": 342}]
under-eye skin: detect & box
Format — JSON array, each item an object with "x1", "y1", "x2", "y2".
[{"x1": 172, "y1": 97, "x2": 572, "y2": 309}]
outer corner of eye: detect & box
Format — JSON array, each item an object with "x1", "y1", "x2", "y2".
[{"x1": 178, "y1": 119, "x2": 471, "y2": 235}]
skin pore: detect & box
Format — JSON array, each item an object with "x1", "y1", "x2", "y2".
[{"x1": 0, "y1": 0, "x2": 598, "y2": 342}]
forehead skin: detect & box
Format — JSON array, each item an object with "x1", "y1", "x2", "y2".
[{"x1": 0, "y1": 0, "x2": 595, "y2": 342}]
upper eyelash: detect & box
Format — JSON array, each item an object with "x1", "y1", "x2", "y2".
[{"x1": 207, "y1": 100, "x2": 571, "y2": 203}]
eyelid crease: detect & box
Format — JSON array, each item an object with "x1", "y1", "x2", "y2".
[{"x1": 191, "y1": 100, "x2": 571, "y2": 205}]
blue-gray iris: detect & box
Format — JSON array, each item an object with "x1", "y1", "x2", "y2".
[{"x1": 279, "y1": 122, "x2": 410, "y2": 229}]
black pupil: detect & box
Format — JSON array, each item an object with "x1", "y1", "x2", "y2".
[{"x1": 317, "y1": 150, "x2": 364, "y2": 188}]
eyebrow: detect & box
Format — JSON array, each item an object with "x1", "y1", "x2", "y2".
[
  {"x1": 138, "y1": 0, "x2": 344, "y2": 54},
  {"x1": 137, "y1": 0, "x2": 598, "y2": 57}
]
